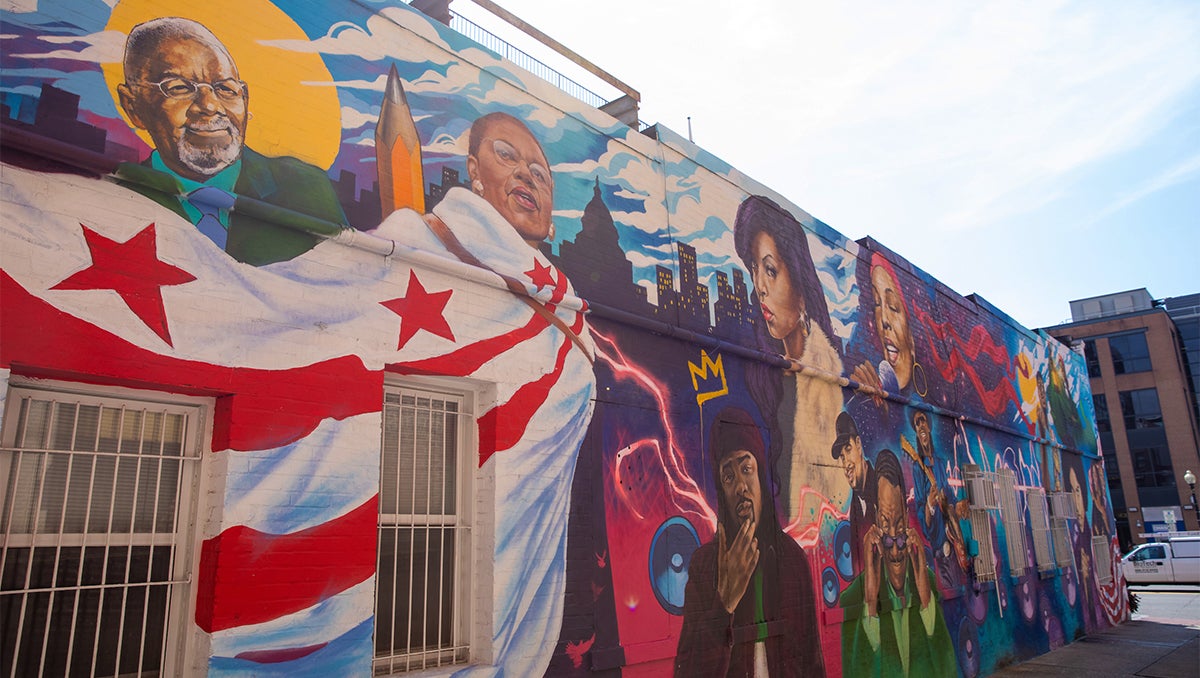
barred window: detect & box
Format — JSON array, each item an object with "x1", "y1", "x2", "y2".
[
  {"x1": 1027, "y1": 488, "x2": 1056, "y2": 572},
  {"x1": 1048, "y1": 491, "x2": 1075, "y2": 569},
  {"x1": 375, "y1": 384, "x2": 473, "y2": 675},
  {"x1": 997, "y1": 468, "x2": 1029, "y2": 577},
  {"x1": 963, "y1": 465, "x2": 999, "y2": 583},
  {"x1": 1092, "y1": 535, "x2": 1113, "y2": 585},
  {"x1": 1, "y1": 384, "x2": 202, "y2": 677}
]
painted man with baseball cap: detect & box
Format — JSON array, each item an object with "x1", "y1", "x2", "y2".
[{"x1": 832, "y1": 411, "x2": 877, "y2": 576}]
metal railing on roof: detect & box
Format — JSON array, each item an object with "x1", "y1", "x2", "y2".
[{"x1": 449, "y1": 11, "x2": 609, "y2": 110}]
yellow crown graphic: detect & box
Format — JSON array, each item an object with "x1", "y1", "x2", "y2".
[{"x1": 689, "y1": 350, "x2": 728, "y2": 407}]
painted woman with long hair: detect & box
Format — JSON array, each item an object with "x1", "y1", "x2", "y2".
[
  {"x1": 734, "y1": 195, "x2": 845, "y2": 520},
  {"x1": 851, "y1": 252, "x2": 922, "y2": 398}
]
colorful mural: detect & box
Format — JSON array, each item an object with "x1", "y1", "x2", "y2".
[{"x1": 0, "y1": 1, "x2": 1126, "y2": 677}]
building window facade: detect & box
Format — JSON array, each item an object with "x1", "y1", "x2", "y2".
[
  {"x1": 1119, "y1": 388, "x2": 1163, "y2": 430},
  {"x1": 1131, "y1": 446, "x2": 1176, "y2": 491},
  {"x1": 1093, "y1": 394, "x2": 1110, "y2": 433},
  {"x1": 376, "y1": 383, "x2": 474, "y2": 674},
  {"x1": 1084, "y1": 339, "x2": 1102, "y2": 378},
  {"x1": 1175, "y1": 317, "x2": 1200, "y2": 426},
  {"x1": 0, "y1": 384, "x2": 203, "y2": 677},
  {"x1": 1109, "y1": 332, "x2": 1152, "y2": 374},
  {"x1": 1118, "y1": 387, "x2": 1176, "y2": 507}
]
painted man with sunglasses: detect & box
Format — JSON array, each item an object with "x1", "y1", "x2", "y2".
[
  {"x1": 839, "y1": 448, "x2": 957, "y2": 677},
  {"x1": 116, "y1": 17, "x2": 346, "y2": 265}
]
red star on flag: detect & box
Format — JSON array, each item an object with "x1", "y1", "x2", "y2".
[
  {"x1": 381, "y1": 271, "x2": 455, "y2": 350},
  {"x1": 526, "y1": 259, "x2": 556, "y2": 291},
  {"x1": 52, "y1": 224, "x2": 196, "y2": 346}
]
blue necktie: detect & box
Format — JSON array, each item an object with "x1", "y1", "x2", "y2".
[{"x1": 187, "y1": 186, "x2": 236, "y2": 250}]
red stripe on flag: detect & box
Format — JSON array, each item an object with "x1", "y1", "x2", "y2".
[
  {"x1": 195, "y1": 497, "x2": 378, "y2": 633},
  {"x1": 0, "y1": 271, "x2": 382, "y2": 451},
  {"x1": 476, "y1": 313, "x2": 584, "y2": 466},
  {"x1": 235, "y1": 643, "x2": 328, "y2": 664},
  {"x1": 391, "y1": 311, "x2": 549, "y2": 376}
]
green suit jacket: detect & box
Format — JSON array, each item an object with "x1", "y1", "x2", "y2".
[
  {"x1": 839, "y1": 563, "x2": 958, "y2": 677},
  {"x1": 116, "y1": 148, "x2": 347, "y2": 266}
]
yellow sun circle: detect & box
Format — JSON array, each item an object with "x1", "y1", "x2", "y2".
[{"x1": 103, "y1": 0, "x2": 340, "y2": 169}]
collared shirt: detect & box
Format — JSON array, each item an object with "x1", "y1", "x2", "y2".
[
  {"x1": 149, "y1": 151, "x2": 242, "y2": 228},
  {"x1": 861, "y1": 570, "x2": 939, "y2": 675}
]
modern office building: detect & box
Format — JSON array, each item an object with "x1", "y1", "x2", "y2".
[
  {"x1": 1163, "y1": 293, "x2": 1200, "y2": 427},
  {"x1": 1046, "y1": 289, "x2": 1200, "y2": 550}
]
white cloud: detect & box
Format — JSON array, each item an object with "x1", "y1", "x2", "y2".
[
  {"x1": 624, "y1": 248, "x2": 671, "y2": 271},
  {"x1": 611, "y1": 209, "x2": 663, "y2": 236},
  {"x1": 637, "y1": 280, "x2": 658, "y2": 305},
  {"x1": 8, "y1": 29, "x2": 126, "y2": 63},
  {"x1": 306, "y1": 74, "x2": 387, "y2": 91},
  {"x1": 257, "y1": 5, "x2": 580, "y2": 122},
  {"x1": 1090, "y1": 152, "x2": 1200, "y2": 224},
  {"x1": 340, "y1": 105, "x2": 378, "y2": 129},
  {"x1": 424, "y1": 129, "x2": 467, "y2": 157},
  {"x1": 258, "y1": 10, "x2": 456, "y2": 62}
]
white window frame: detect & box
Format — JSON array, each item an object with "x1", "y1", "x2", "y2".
[
  {"x1": 996, "y1": 468, "x2": 1029, "y2": 577},
  {"x1": 1027, "y1": 487, "x2": 1056, "y2": 572},
  {"x1": 963, "y1": 464, "x2": 999, "y2": 583},
  {"x1": 0, "y1": 380, "x2": 207, "y2": 678},
  {"x1": 1092, "y1": 535, "x2": 1113, "y2": 585},
  {"x1": 1048, "y1": 491, "x2": 1075, "y2": 569},
  {"x1": 375, "y1": 378, "x2": 479, "y2": 676}
]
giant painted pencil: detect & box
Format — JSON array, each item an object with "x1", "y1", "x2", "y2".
[{"x1": 376, "y1": 64, "x2": 424, "y2": 215}]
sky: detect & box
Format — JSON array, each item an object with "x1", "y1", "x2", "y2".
[
  {"x1": 2, "y1": 0, "x2": 1196, "y2": 332},
  {"x1": 450, "y1": 0, "x2": 1200, "y2": 329}
]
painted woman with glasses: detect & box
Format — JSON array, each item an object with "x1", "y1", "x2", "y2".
[
  {"x1": 115, "y1": 17, "x2": 346, "y2": 265},
  {"x1": 372, "y1": 110, "x2": 595, "y2": 678},
  {"x1": 464, "y1": 111, "x2": 557, "y2": 248}
]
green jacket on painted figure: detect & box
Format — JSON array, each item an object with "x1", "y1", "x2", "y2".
[
  {"x1": 839, "y1": 562, "x2": 958, "y2": 677},
  {"x1": 116, "y1": 148, "x2": 347, "y2": 266}
]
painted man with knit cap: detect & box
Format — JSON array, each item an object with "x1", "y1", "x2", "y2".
[{"x1": 675, "y1": 406, "x2": 825, "y2": 677}]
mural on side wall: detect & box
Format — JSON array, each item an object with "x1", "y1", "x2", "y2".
[{"x1": 0, "y1": 1, "x2": 1126, "y2": 677}]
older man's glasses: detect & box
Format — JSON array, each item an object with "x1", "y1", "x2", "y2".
[
  {"x1": 489, "y1": 139, "x2": 551, "y2": 190},
  {"x1": 881, "y1": 532, "x2": 907, "y2": 550},
  {"x1": 132, "y1": 77, "x2": 247, "y2": 101}
]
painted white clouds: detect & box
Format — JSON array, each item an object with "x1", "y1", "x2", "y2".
[
  {"x1": 259, "y1": 10, "x2": 494, "y2": 95},
  {"x1": 5, "y1": 29, "x2": 125, "y2": 62},
  {"x1": 258, "y1": 5, "x2": 592, "y2": 132}
]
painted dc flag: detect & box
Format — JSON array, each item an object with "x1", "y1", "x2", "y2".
[{"x1": 0, "y1": 162, "x2": 596, "y2": 677}]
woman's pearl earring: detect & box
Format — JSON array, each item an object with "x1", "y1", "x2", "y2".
[{"x1": 472, "y1": 179, "x2": 484, "y2": 195}]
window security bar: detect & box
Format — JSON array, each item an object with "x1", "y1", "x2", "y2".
[
  {"x1": 1, "y1": 389, "x2": 200, "y2": 678},
  {"x1": 996, "y1": 468, "x2": 1028, "y2": 578},
  {"x1": 375, "y1": 386, "x2": 472, "y2": 675}
]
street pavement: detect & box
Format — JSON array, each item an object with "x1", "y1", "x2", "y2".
[{"x1": 991, "y1": 586, "x2": 1199, "y2": 677}]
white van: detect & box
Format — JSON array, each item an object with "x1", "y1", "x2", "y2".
[{"x1": 1122, "y1": 537, "x2": 1200, "y2": 584}]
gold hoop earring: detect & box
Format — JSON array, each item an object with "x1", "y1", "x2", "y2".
[{"x1": 913, "y1": 361, "x2": 928, "y2": 398}]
